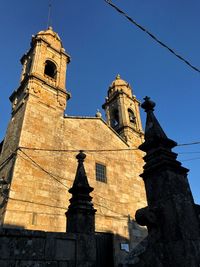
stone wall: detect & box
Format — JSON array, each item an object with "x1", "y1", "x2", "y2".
[
  {"x1": 1, "y1": 98, "x2": 146, "y2": 237},
  {"x1": 0, "y1": 228, "x2": 96, "y2": 267}
]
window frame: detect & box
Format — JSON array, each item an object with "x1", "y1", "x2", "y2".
[
  {"x1": 128, "y1": 108, "x2": 136, "y2": 124},
  {"x1": 95, "y1": 162, "x2": 107, "y2": 183},
  {"x1": 44, "y1": 60, "x2": 57, "y2": 80}
]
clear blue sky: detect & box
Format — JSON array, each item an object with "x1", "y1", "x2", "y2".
[{"x1": 1, "y1": 1, "x2": 200, "y2": 203}]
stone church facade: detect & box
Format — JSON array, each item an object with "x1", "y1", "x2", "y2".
[{"x1": 0, "y1": 27, "x2": 146, "y2": 261}]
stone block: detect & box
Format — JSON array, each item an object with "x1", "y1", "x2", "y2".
[{"x1": 55, "y1": 239, "x2": 76, "y2": 260}]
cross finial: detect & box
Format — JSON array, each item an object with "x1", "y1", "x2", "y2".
[{"x1": 141, "y1": 96, "x2": 155, "y2": 112}]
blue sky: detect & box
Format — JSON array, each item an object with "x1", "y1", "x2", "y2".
[{"x1": 1, "y1": 1, "x2": 200, "y2": 203}]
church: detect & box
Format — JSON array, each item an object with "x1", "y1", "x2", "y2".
[{"x1": 0, "y1": 27, "x2": 146, "y2": 262}]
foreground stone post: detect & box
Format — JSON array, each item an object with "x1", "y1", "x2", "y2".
[
  {"x1": 131, "y1": 97, "x2": 200, "y2": 267},
  {"x1": 66, "y1": 151, "x2": 96, "y2": 266},
  {"x1": 66, "y1": 150, "x2": 96, "y2": 233}
]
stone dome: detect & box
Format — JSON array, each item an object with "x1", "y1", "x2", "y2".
[
  {"x1": 108, "y1": 74, "x2": 133, "y2": 98},
  {"x1": 37, "y1": 26, "x2": 61, "y2": 41},
  {"x1": 33, "y1": 27, "x2": 64, "y2": 51},
  {"x1": 110, "y1": 74, "x2": 129, "y2": 88}
]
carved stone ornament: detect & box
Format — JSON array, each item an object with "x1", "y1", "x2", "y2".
[
  {"x1": 12, "y1": 98, "x2": 18, "y2": 110},
  {"x1": 57, "y1": 95, "x2": 66, "y2": 107},
  {"x1": 32, "y1": 86, "x2": 41, "y2": 95}
]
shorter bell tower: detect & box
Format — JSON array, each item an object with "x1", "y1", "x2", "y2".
[{"x1": 102, "y1": 75, "x2": 143, "y2": 146}]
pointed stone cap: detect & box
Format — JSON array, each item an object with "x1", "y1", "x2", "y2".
[
  {"x1": 139, "y1": 97, "x2": 177, "y2": 152},
  {"x1": 69, "y1": 150, "x2": 93, "y2": 195}
]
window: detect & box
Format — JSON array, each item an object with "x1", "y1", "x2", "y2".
[
  {"x1": 111, "y1": 109, "x2": 119, "y2": 127},
  {"x1": 96, "y1": 163, "x2": 107, "y2": 183},
  {"x1": 128, "y1": 109, "x2": 136, "y2": 124},
  {"x1": 44, "y1": 60, "x2": 57, "y2": 79}
]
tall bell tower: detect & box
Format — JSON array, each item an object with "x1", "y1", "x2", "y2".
[
  {"x1": 11, "y1": 26, "x2": 71, "y2": 114},
  {"x1": 0, "y1": 27, "x2": 71, "y2": 227},
  {"x1": 102, "y1": 75, "x2": 143, "y2": 146}
]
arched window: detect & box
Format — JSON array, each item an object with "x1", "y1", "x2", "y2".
[
  {"x1": 111, "y1": 109, "x2": 119, "y2": 127},
  {"x1": 128, "y1": 109, "x2": 136, "y2": 124},
  {"x1": 44, "y1": 60, "x2": 57, "y2": 79}
]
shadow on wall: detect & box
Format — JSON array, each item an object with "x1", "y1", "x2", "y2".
[
  {"x1": 2, "y1": 224, "x2": 25, "y2": 230},
  {"x1": 0, "y1": 223, "x2": 147, "y2": 267},
  {"x1": 0, "y1": 224, "x2": 81, "y2": 266},
  {"x1": 128, "y1": 216, "x2": 147, "y2": 251},
  {"x1": 100, "y1": 217, "x2": 148, "y2": 267}
]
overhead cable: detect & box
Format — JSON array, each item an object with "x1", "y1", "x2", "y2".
[
  {"x1": 177, "y1": 141, "x2": 200, "y2": 147},
  {"x1": 19, "y1": 146, "x2": 138, "y2": 152},
  {"x1": 104, "y1": 0, "x2": 200, "y2": 74},
  {"x1": 19, "y1": 149, "x2": 70, "y2": 189}
]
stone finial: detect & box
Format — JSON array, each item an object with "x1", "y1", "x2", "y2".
[
  {"x1": 69, "y1": 150, "x2": 92, "y2": 194},
  {"x1": 116, "y1": 74, "x2": 121, "y2": 80},
  {"x1": 140, "y1": 97, "x2": 176, "y2": 151},
  {"x1": 132, "y1": 97, "x2": 200, "y2": 267},
  {"x1": 95, "y1": 109, "x2": 102, "y2": 118},
  {"x1": 141, "y1": 96, "x2": 155, "y2": 112},
  {"x1": 66, "y1": 151, "x2": 96, "y2": 234}
]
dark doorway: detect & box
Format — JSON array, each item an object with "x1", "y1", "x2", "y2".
[{"x1": 95, "y1": 232, "x2": 114, "y2": 267}]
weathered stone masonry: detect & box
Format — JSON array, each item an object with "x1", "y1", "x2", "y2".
[{"x1": 0, "y1": 27, "x2": 147, "y2": 266}]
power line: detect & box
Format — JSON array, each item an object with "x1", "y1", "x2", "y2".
[
  {"x1": 12, "y1": 150, "x2": 136, "y2": 217},
  {"x1": 0, "y1": 150, "x2": 17, "y2": 170},
  {"x1": 19, "y1": 149, "x2": 70, "y2": 189},
  {"x1": 1, "y1": 140, "x2": 200, "y2": 173},
  {"x1": 8, "y1": 194, "x2": 66, "y2": 210},
  {"x1": 18, "y1": 141, "x2": 200, "y2": 153},
  {"x1": 1, "y1": 187, "x2": 129, "y2": 219},
  {"x1": 104, "y1": 0, "x2": 200, "y2": 74},
  {"x1": 177, "y1": 141, "x2": 200, "y2": 147},
  {"x1": 179, "y1": 151, "x2": 200, "y2": 155},
  {"x1": 18, "y1": 149, "x2": 136, "y2": 206},
  {"x1": 19, "y1": 146, "x2": 138, "y2": 152}
]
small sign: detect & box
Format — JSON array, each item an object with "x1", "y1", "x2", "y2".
[{"x1": 120, "y1": 243, "x2": 130, "y2": 252}]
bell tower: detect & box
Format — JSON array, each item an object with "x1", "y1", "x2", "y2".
[
  {"x1": 102, "y1": 75, "x2": 143, "y2": 146},
  {"x1": 0, "y1": 28, "x2": 71, "y2": 226},
  {"x1": 11, "y1": 26, "x2": 71, "y2": 115}
]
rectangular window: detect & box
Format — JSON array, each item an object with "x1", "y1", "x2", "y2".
[{"x1": 96, "y1": 163, "x2": 107, "y2": 183}]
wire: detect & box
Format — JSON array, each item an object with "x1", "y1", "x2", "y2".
[
  {"x1": 6, "y1": 150, "x2": 136, "y2": 218},
  {"x1": 18, "y1": 149, "x2": 137, "y2": 206},
  {"x1": 178, "y1": 151, "x2": 200, "y2": 155},
  {"x1": 8, "y1": 195, "x2": 66, "y2": 210},
  {"x1": 18, "y1": 149, "x2": 70, "y2": 189},
  {"x1": 19, "y1": 146, "x2": 138, "y2": 152},
  {"x1": 104, "y1": 0, "x2": 200, "y2": 74},
  {"x1": 1, "y1": 140, "x2": 200, "y2": 173},
  {"x1": 0, "y1": 150, "x2": 17, "y2": 170},
  {"x1": 17, "y1": 142, "x2": 200, "y2": 155},
  {"x1": 1, "y1": 189, "x2": 130, "y2": 218},
  {"x1": 177, "y1": 141, "x2": 200, "y2": 147}
]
